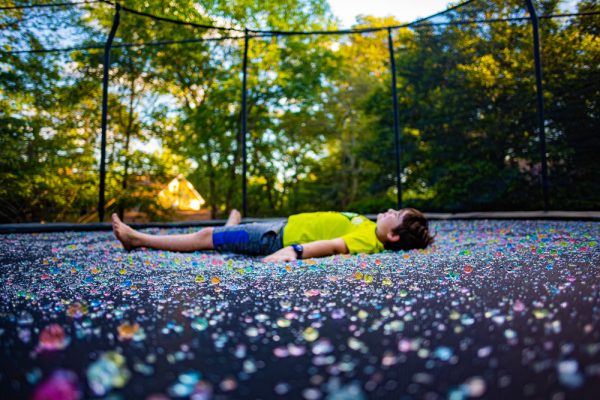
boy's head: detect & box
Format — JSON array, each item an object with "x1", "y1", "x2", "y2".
[{"x1": 375, "y1": 208, "x2": 434, "y2": 251}]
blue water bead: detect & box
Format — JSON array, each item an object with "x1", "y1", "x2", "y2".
[{"x1": 434, "y1": 346, "x2": 454, "y2": 361}]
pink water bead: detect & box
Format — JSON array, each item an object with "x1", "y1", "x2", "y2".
[
  {"x1": 39, "y1": 324, "x2": 68, "y2": 351},
  {"x1": 32, "y1": 370, "x2": 80, "y2": 400}
]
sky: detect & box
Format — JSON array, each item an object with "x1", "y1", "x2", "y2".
[
  {"x1": 326, "y1": 0, "x2": 455, "y2": 27},
  {"x1": 327, "y1": 0, "x2": 582, "y2": 27}
]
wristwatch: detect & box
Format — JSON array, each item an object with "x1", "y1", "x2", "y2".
[{"x1": 291, "y1": 243, "x2": 304, "y2": 259}]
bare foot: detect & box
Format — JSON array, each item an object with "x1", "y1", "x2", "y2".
[
  {"x1": 111, "y1": 213, "x2": 140, "y2": 251},
  {"x1": 225, "y1": 209, "x2": 241, "y2": 226}
]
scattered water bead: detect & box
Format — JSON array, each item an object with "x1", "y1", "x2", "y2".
[
  {"x1": 312, "y1": 338, "x2": 333, "y2": 355},
  {"x1": 195, "y1": 275, "x2": 205, "y2": 283},
  {"x1": 66, "y1": 302, "x2": 88, "y2": 319},
  {"x1": 303, "y1": 327, "x2": 319, "y2": 342},
  {"x1": 17, "y1": 311, "x2": 34, "y2": 326},
  {"x1": 132, "y1": 327, "x2": 146, "y2": 342},
  {"x1": 512, "y1": 300, "x2": 525, "y2": 312},
  {"x1": 276, "y1": 318, "x2": 291, "y2": 328},
  {"x1": 18, "y1": 327, "x2": 32, "y2": 343},
  {"x1": 557, "y1": 360, "x2": 584, "y2": 389},
  {"x1": 117, "y1": 322, "x2": 140, "y2": 341},
  {"x1": 357, "y1": 309, "x2": 368, "y2": 320},
  {"x1": 477, "y1": 346, "x2": 492, "y2": 358},
  {"x1": 461, "y1": 376, "x2": 486, "y2": 397},
  {"x1": 32, "y1": 370, "x2": 80, "y2": 400},
  {"x1": 273, "y1": 347, "x2": 289, "y2": 358},
  {"x1": 328, "y1": 382, "x2": 366, "y2": 400},
  {"x1": 331, "y1": 309, "x2": 346, "y2": 319},
  {"x1": 210, "y1": 276, "x2": 221, "y2": 285},
  {"x1": 305, "y1": 289, "x2": 320, "y2": 298},
  {"x1": 168, "y1": 382, "x2": 194, "y2": 397},
  {"x1": 348, "y1": 337, "x2": 368, "y2": 352},
  {"x1": 302, "y1": 387, "x2": 322, "y2": 400},
  {"x1": 86, "y1": 351, "x2": 131, "y2": 396},
  {"x1": 434, "y1": 346, "x2": 454, "y2": 361},
  {"x1": 354, "y1": 271, "x2": 363, "y2": 280},
  {"x1": 26, "y1": 368, "x2": 43, "y2": 385},
  {"x1": 446, "y1": 271, "x2": 460, "y2": 280},
  {"x1": 255, "y1": 313, "x2": 269, "y2": 322},
  {"x1": 274, "y1": 382, "x2": 291, "y2": 395},
  {"x1": 504, "y1": 329, "x2": 517, "y2": 340},
  {"x1": 168, "y1": 371, "x2": 203, "y2": 397},
  {"x1": 382, "y1": 278, "x2": 392, "y2": 286},
  {"x1": 219, "y1": 377, "x2": 237, "y2": 392},
  {"x1": 363, "y1": 274, "x2": 374, "y2": 284},
  {"x1": 38, "y1": 324, "x2": 68, "y2": 351},
  {"x1": 191, "y1": 318, "x2": 209, "y2": 332},
  {"x1": 90, "y1": 299, "x2": 102, "y2": 308},
  {"x1": 533, "y1": 309, "x2": 549, "y2": 319},
  {"x1": 463, "y1": 265, "x2": 473, "y2": 273},
  {"x1": 245, "y1": 327, "x2": 259, "y2": 337}
]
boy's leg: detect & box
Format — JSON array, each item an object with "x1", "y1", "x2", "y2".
[{"x1": 111, "y1": 213, "x2": 214, "y2": 252}]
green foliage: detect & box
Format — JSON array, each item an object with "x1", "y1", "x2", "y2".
[{"x1": 1, "y1": 0, "x2": 598, "y2": 223}]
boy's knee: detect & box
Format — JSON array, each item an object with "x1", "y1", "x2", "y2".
[
  {"x1": 197, "y1": 227, "x2": 213, "y2": 239},
  {"x1": 191, "y1": 227, "x2": 214, "y2": 250}
]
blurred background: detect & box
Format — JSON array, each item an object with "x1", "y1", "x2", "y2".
[{"x1": 1, "y1": 0, "x2": 598, "y2": 223}]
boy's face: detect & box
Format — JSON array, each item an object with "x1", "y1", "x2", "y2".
[{"x1": 376, "y1": 209, "x2": 407, "y2": 240}]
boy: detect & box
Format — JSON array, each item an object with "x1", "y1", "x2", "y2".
[{"x1": 111, "y1": 208, "x2": 434, "y2": 262}]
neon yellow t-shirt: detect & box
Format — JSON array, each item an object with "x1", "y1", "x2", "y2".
[{"x1": 282, "y1": 212, "x2": 384, "y2": 254}]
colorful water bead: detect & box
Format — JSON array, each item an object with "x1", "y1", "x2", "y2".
[
  {"x1": 117, "y1": 322, "x2": 140, "y2": 341},
  {"x1": 66, "y1": 302, "x2": 88, "y2": 319},
  {"x1": 303, "y1": 327, "x2": 319, "y2": 342},
  {"x1": 191, "y1": 318, "x2": 209, "y2": 332},
  {"x1": 86, "y1": 351, "x2": 131, "y2": 396},
  {"x1": 38, "y1": 324, "x2": 68, "y2": 351},
  {"x1": 32, "y1": 370, "x2": 80, "y2": 400}
]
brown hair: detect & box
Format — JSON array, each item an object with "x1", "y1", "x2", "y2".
[{"x1": 384, "y1": 208, "x2": 434, "y2": 251}]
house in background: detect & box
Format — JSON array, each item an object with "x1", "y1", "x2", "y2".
[
  {"x1": 158, "y1": 174, "x2": 205, "y2": 211},
  {"x1": 153, "y1": 174, "x2": 210, "y2": 221},
  {"x1": 121, "y1": 174, "x2": 211, "y2": 223}
]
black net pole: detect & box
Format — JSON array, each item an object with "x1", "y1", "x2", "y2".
[
  {"x1": 98, "y1": 2, "x2": 121, "y2": 222},
  {"x1": 241, "y1": 29, "x2": 250, "y2": 218},
  {"x1": 387, "y1": 28, "x2": 402, "y2": 209},
  {"x1": 525, "y1": 0, "x2": 549, "y2": 211}
]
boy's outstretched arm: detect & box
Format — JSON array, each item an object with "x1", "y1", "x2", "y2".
[{"x1": 262, "y1": 238, "x2": 349, "y2": 263}]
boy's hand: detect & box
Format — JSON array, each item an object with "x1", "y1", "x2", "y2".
[{"x1": 262, "y1": 246, "x2": 297, "y2": 263}]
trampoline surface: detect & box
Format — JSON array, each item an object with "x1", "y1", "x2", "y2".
[{"x1": 0, "y1": 219, "x2": 599, "y2": 399}]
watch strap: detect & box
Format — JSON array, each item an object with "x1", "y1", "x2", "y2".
[{"x1": 291, "y1": 243, "x2": 304, "y2": 259}]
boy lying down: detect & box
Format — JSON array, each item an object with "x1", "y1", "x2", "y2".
[{"x1": 112, "y1": 208, "x2": 434, "y2": 262}]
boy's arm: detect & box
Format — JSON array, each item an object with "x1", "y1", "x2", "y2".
[{"x1": 262, "y1": 238, "x2": 349, "y2": 263}]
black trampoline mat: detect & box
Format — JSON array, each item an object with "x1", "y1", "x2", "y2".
[{"x1": 1, "y1": 219, "x2": 599, "y2": 399}]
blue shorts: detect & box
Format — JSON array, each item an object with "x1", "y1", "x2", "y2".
[{"x1": 212, "y1": 220, "x2": 287, "y2": 255}]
